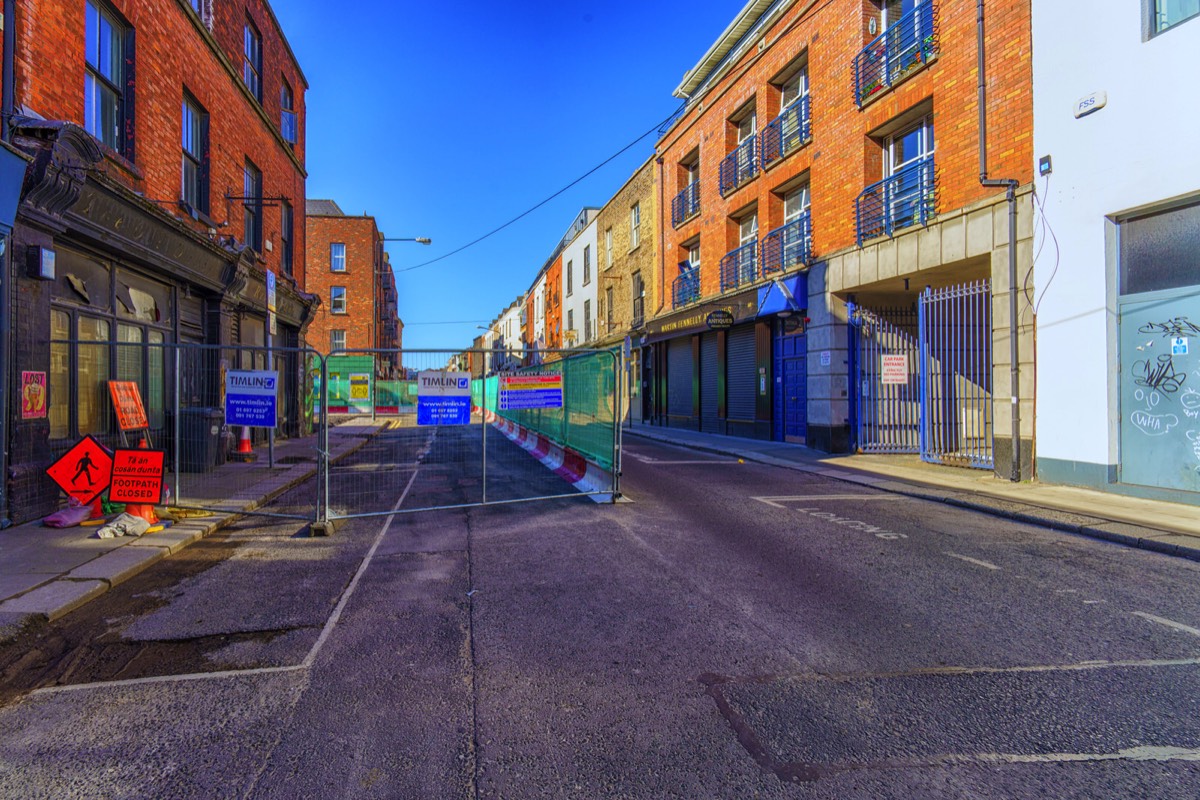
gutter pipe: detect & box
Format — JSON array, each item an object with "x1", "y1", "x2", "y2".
[{"x1": 977, "y1": 0, "x2": 1022, "y2": 482}]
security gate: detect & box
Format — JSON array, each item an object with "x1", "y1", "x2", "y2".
[{"x1": 850, "y1": 280, "x2": 994, "y2": 468}]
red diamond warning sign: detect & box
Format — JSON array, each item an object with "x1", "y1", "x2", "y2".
[{"x1": 45, "y1": 435, "x2": 113, "y2": 505}]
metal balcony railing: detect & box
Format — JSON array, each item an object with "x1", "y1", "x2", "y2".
[
  {"x1": 854, "y1": 2, "x2": 938, "y2": 107},
  {"x1": 856, "y1": 155, "x2": 936, "y2": 245},
  {"x1": 718, "y1": 135, "x2": 758, "y2": 197},
  {"x1": 761, "y1": 95, "x2": 811, "y2": 167},
  {"x1": 673, "y1": 266, "x2": 701, "y2": 309},
  {"x1": 761, "y1": 211, "x2": 812, "y2": 274},
  {"x1": 632, "y1": 296, "x2": 645, "y2": 330},
  {"x1": 719, "y1": 240, "x2": 758, "y2": 292},
  {"x1": 671, "y1": 180, "x2": 701, "y2": 227}
]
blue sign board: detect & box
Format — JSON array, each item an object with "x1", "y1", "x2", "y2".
[
  {"x1": 417, "y1": 396, "x2": 471, "y2": 425},
  {"x1": 225, "y1": 370, "x2": 279, "y2": 427},
  {"x1": 499, "y1": 390, "x2": 563, "y2": 411}
]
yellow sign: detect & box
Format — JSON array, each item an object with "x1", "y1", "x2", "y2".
[{"x1": 349, "y1": 374, "x2": 370, "y2": 400}]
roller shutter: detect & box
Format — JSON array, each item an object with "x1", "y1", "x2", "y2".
[
  {"x1": 667, "y1": 337, "x2": 693, "y2": 417},
  {"x1": 700, "y1": 332, "x2": 719, "y2": 432},
  {"x1": 726, "y1": 324, "x2": 757, "y2": 421}
]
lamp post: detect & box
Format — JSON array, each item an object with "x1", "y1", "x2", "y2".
[{"x1": 375, "y1": 236, "x2": 431, "y2": 350}]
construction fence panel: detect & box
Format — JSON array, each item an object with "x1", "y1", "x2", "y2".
[{"x1": 45, "y1": 340, "x2": 322, "y2": 523}]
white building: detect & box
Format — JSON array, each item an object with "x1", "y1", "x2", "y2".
[
  {"x1": 1033, "y1": 2, "x2": 1200, "y2": 500},
  {"x1": 559, "y1": 208, "x2": 600, "y2": 346}
]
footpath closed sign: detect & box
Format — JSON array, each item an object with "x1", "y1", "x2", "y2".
[
  {"x1": 498, "y1": 374, "x2": 563, "y2": 411},
  {"x1": 417, "y1": 371, "x2": 471, "y2": 426},
  {"x1": 109, "y1": 448, "x2": 165, "y2": 504},
  {"x1": 225, "y1": 370, "x2": 279, "y2": 427}
]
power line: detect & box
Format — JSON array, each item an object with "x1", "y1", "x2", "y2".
[{"x1": 397, "y1": 107, "x2": 683, "y2": 273}]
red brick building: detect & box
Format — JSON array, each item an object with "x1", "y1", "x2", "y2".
[
  {"x1": 0, "y1": 0, "x2": 316, "y2": 523},
  {"x1": 649, "y1": 0, "x2": 1033, "y2": 477}
]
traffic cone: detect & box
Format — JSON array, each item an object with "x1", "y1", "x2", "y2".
[
  {"x1": 122, "y1": 438, "x2": 159, "y2": 525},
  {"x1": 89, "y1": 496, "x2": 105, "y2": 520},
  {"x1": 230, "y1": 425, "x2": 257, "y2": 463}
]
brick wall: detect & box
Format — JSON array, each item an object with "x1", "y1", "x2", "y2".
[
  {"x1": 597, "y1": 156, "x2": 657, "y2": 343},
  {"x1": 545, "y1": 255, "x2": 563, "y2": 350},
  {"x1": 305, "y1": 214, "x2": 382, "y2": 354},
  {"x1": 7, "y1": 0, "x2": 307, "y2": 284},
  {"x1": 655, "y1": 0, "x2": 1033, "y2": 301}
]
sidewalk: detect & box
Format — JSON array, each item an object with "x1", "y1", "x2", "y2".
[
  {"x1": 624, "y1": 425, "x2": 1200, "y2": 562},
  {"x1": 0, "y1": 419, "x2": 386, "y2": 642}
]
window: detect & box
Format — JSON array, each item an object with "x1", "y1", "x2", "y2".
[
  {"x1": 632, "y1": 271, "x2": 645, "y2": 326},
  {"x1": 330, "y1": 242, "x2": 346, "y2": 272},
  {"x1": 331, "y1": 330, "x2": 346, "y2": 351},
  {"x1": 331, "y1": 286, "x2": 347, "y2": 313},
  {"x1": 181, "y1": 92, "x2": 208, "y2": 214},
  {"x1": 784, "y1": 185, "x2": 811, "y2": 222},
  {"x1": 280, "y1": 200, "x2": 293, "y2": 276},
  {"x1": 740, "y1": 214, "x2": 759, "y2": 247},
  {"x1": 605, "y1": 227, "x2": 613, "y2": 267},
  {"x1": 630, "y1": 202, "x2": 641, "y2": 249},
  {"x1": 281, "y1": 78, "x2": 298, "y2": 145},
  {"x1": 886, "y1": 116, "x2": 935, "y2": 228},
  {"x1": 566, "y1": 260, "x2": 574, "y2": 295},
  {"x1": 567, "y1": 309, "x2": 574, "y2": 333},
  {"x1": 84, "y1": 1, "x2": 130, "y2": 154},
  {"x1": 243, "y1": 18, "x2": 262, "y2": 103},
  {"x1": 583, "y1": 245, "x2": 591, "y2": 285},
  {"x1": 606, "y1": 287, "x2": 614, "y2": 330},
  {"x1": 243, "y1": 159, "x2": 263, "y2": 251},
  {"x1": 1153, "y1": 0, "x2": 1200, "y2": 33},
  {"x1": 738, "y1": 112, "x2": 757, "y2": 145},
  {"x1": 688, "y1": 240, "x2": 702, "y2": 270},
  {"x1": 584, "y1": 300, "x2": 592, "y2": 341},
  {"x1": 1119, "y1": 200, "x2": 1200, "y2": 295}
]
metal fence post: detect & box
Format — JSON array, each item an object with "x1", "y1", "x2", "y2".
[
  {"x1": 481, "y1": 361, "x2": 488, "y2": 505},
  {"x1": 173, "y1": 345, "x2": 181, "y2": 508}
]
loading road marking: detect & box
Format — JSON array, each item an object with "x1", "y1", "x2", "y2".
[
  {"x1": 1132, "y1": 611, "x2": 1200, "y2": 637},
  {"x1": 32, "y1": 468, "x2": 422, "y2": 696},
  {"x1": 753, "y1": 496, "x2": 907, "y2": 540},
  {"x1": 625, "y1": 451, "x2": 740, "y2": 465},
  {"x1": 944, "y1": 552, "x2": 1002, "y2": 571}
]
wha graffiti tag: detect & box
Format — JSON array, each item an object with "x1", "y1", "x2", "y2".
[{"x1": 1130, "y1": 409, "x2": 1179, "y2": 436}]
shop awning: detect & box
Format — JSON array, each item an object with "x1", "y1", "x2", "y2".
[{"x1": 757, "y1": 273, "x2": 808, "y2": 316}]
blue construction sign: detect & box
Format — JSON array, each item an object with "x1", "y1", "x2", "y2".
[
  {"x1": 225, "y1": 370, "x2": 279, "y2": 427},
  {"x1": 417, "y1": 371, "x2": 471, "y2": 426}
]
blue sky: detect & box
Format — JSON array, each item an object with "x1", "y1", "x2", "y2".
[{"x1": 273, "y1": 0, "x2": 738, "y2": 351}]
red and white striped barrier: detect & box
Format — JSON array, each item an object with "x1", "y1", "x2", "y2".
[{"x1": 473, "y1": 407, "x2": 613, "y2": 499}]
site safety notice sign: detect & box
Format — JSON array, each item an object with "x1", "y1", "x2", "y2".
[
  {"x1": 498, "y1": 374, "x2": 563, "y2": 411},
  {"x1": 109, "y1": 448, "x2": 166, "y2": 505}
]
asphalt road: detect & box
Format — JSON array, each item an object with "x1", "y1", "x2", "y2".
[{"x1": 1, "y1": 427, "x2": 1199, "y2": 798}]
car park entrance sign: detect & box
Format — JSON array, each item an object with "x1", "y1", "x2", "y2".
[{"x1": 417, "y1": 371, "x2": 471, "y2": 425}]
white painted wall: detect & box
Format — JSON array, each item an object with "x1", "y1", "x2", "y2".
[
  {"x1": 1032, "y1": 3, "x2": 1200, "y2": 470},
  {"x1": 561, "y1": 218, "x2": 600, "y2": 345},
  {"x1": 531, "y1": 273, "x2": 547, "y2": 346}
]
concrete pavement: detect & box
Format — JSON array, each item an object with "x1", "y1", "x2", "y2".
[
  {"x1": 0, "y1": 419, "x2": 386, "y2": 641},
  {"x1": 624, "y1": 424, "x2": 1200, "y2": 562}
]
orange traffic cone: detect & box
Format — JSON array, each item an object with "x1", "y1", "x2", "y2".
[
  {"x1": 89, "y1": 496, "x2": 105, "y2": 520},
  {"x1": 122, "y1": 438, "x2": 159, "y2": 525},
  {"x1": 229, "y1": 425, "x2": 256, "y2": 463}
]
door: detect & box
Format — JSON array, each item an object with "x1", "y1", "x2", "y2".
[
  {"x1": 667, "y1": 336, "x2": 693, "y2": 422},
  {"x1": 773, "y1": 321, "x2": 807, "y2": 442},
  {"x1": 727, "y1": 324, "x2": 758, "y2": 427},
  {"x1": 700, "y1": 332, "x2": 719, "y2": 432}
]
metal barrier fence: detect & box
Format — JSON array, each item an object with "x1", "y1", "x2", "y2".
[
  {"x1": 471, "y1": 348, "x2": 621, "y2": 472},
  {"x1": 44, "y1": 340, "x2": 322, "y2": 522},
  {"x1": 319, "y1": 348, "x2": 621, "y2": 522}
]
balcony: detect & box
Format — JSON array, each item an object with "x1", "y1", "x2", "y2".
[
  {"x1": 854, "y1": 2, "x2": 938, "y2": 108},
  {"x1": 718, "y1": 135, "x2": 757, "y2": 197},
  {"x1": 856, "y1": 155, "x2": 936, "y2": 245},
  {"x1": 719, "y1": 240, "x2": 758, "y2": 292},
  {"x1": 671, "y1": 180, "x2": 700, "y2": 227},
  {"x1": 632, "y1": 296, "x2": 645, "y2": 329},
  {"x1": 760, "y1": 95, "x2": 811, "y2": 167},
  {"x1": 761, "y1": 211, "x2": 812, "y2": 274},
  {"x1": 672, "y1": 265, "x2": 701, "y2": 309}
]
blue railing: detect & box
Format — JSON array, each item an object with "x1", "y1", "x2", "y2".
[
  {"x1": 719, "y1": 240, "x2": 758, "y2": 292},
  {"x1": 761, "y1": 212, "x2": 811, "y2": 274},
  {"x1": 856, "y1": 155, "x2": 936, "y2": 245},
  {"x1": 854, "y1": 2, "x2": 938, "y2": 107},
  {"x1": 671, "y1": 180, "x2": 701, "y2": 227},
  {"x1": 761, "y1": 95, "x2": 811, "y2": 167},
  {"x1": 718, "y1": 135, "x2": 757, "y2": 197},
  {"x1": 673, "y1": 267, "x2": 701, "y2": 308}
]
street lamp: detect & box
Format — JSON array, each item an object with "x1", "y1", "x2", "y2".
[
  {"x1": 382, "y1": 237, "x2": 432, "y2": 244},
  {"x1": 374, "y1": 236, "x2": 431, "y2": 365}
]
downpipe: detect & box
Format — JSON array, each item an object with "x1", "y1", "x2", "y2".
[
  {"x1": 977, "y1": 0, "x2": 1022, "y2": 482},
  {"x1": 0, "y1": 0, "x2": 16, "y2": 526}
]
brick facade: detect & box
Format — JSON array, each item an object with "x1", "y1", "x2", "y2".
[
  {"x1": 596, "y1": 156, "x2": 657, "y2": 345},
  {"x1": 1, "y1": 0, "x2": 315, "y2": 523},
  {"x1": 305, "y1": 204, "x2": 400, "y2": 357}
]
